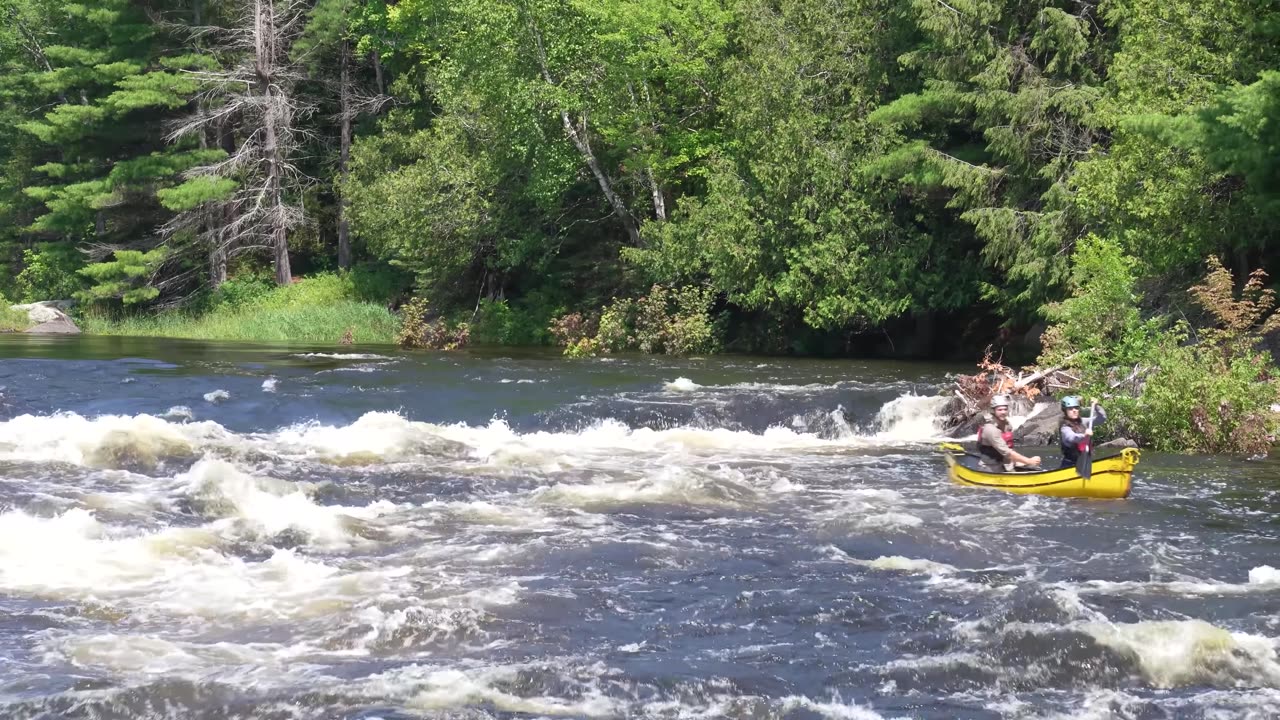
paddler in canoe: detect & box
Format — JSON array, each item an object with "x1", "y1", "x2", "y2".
[
  {"x1": 975, "y1": 394, "x2": 1041, "y2": 472},
  {"x1": 1058, "y1": 395, "x2": 1106, "y2": 469}
]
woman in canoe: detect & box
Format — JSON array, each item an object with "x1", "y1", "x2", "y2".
[{"x1": 1059, "y1": 396, "x2": 1106, "y2": 469}]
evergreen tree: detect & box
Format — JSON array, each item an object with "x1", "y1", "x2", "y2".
[{"x1": 9, "y1": 0, "x2": 219, "y2": 303}]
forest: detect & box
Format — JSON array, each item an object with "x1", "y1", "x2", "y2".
[{"x1": 0, "y1": 0, "x2": 1277, "y2": 358}]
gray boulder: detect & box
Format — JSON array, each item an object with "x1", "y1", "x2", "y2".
[
  {"x1": 1013, "y1": 401, "x2": 1062, "y2": 446},
  {"x1": 10, "y1": 301, "x2": 80, "y2": 334},
  {"x1": 27, "y1": 317, "x2": 80, "y2": 334}
]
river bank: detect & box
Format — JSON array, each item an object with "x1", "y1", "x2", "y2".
[{"x1": 66, "y1": 273, "x2": 400, "y2": 345}]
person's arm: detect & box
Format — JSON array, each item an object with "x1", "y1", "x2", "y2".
[
  {"x1": 985, "y1": 425, "x2": 1040, "y2": 467},
  {"x1": 1009, "y1": 448, "x2": 1041, "y2": 468},
  {"x1": 1062, "y1": 424, "x2": 1087, "y2": 445}
]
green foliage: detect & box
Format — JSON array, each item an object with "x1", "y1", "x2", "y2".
[
  {"x1": 396, "y1": 297, "x2": 469, "y2": 350},
  {"x1": 1124, "y1": 336, "x2": 1278, "y2": 455},
  {"x1": 208, "y1": 271, "x2": 276, "y2": 311},
  {"x1": 1039, "y1": 236, "x2": 1162, "y2": 372},
  {"x1": 553, "y1": 284, "x2": 721, "y2": 356},
  {"x1": 1041, "y1": 242, "x2": 1280, "y2": 455},
  {"x1": 347, "y1": 263, "x2": 413, "y2": 304},
  {"x1": 1, "y1": 0, "x2": 1279, "y2": 408},
  {"x1": 15, "y1": 244, "x2": 85, "y2": 302},
  {"x1": 347, "y1": 120, "x2": 497, "y2": 301},
  {"x1": 470, "y1": 297, "x2": 559, "y2": 346},
  {"x1": 77, "y1": 247, "x2": 168, "y2": 305}
]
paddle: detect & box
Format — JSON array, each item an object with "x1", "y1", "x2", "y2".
[{"x1": 1076, "y1": 399, "x2": 1097, "y2": 480}]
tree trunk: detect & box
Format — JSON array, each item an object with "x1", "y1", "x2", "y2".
[
  {"x1": 371, "y1": 50, "x2": 385, "y2": 96},
  {"x1": 557, "y1": 110, "x2": 641, "y2": 246},
  {"x1": 525, "y1": 13, "x2": 640, "y2": 246},
  {"x1": 256, "y1": 0, "x2": 291, "y2": 285},
  {"x1": 337, "y1": 42, "x2": 352, "y2": 271},
  {"x1": 210, "y1": 243, "x2": 228, "y2": 287},
  {"x1": 647, "y1": 167, "x2": 666, "y2": 221}
]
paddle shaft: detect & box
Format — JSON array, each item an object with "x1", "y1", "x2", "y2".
[{"x1": 1076, "y1": 400, "x2": 1097, "y2": 480}]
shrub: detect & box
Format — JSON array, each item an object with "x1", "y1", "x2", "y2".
[
  {"x1": 16, "y1": 244, "x2": 85, "y2": 302},
  {"x1": 1041, "y1": 242, "x2": 1280, "y2": 455},
  {"x1": 348, "y1": 263, "x2": 413, "y2": 304},
  {"x1": 396, "y1": 297, "x2": 469, "y2": 350},
  {"x1": 471, "y1": 297, "x2": 559, "y2": 346},
  {"x1": 550, "y1": 284, "x2": 722, "y2": 357},
  {"x1": 209, "y1": 271, "x2": 275, "y2": 311}
]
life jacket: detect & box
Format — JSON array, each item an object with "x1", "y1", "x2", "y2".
[
  {"x1": 976, "y1": 421, "x2": 1014, "y2": 466},
  {"x1": 977, "y1": 428, "x2": 1014, "y2": 447},
  {"x1": 1060, "y1": 418, "x2": 1088, "y2": 462}
]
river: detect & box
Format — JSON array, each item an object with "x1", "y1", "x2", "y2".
[{"x1": 1, "y1": 335, "x2": 1279, "y2": 719}]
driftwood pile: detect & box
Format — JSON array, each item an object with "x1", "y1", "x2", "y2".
[{"x1": 943, "y1": 351, "x2": 1081, "y2": 431}]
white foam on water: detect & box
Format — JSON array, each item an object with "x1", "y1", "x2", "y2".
[
  {"x1": 293, "y1": 353, "x2": 394, "y2": 360},
  {"x1": 779, "y1": 696, "x2": 900, "y2": 720},
  {"x1": 1082, "y1": 619, "x2": 1280, "y2": 689},
  {"x1": 0, "y1": 507, "x2": 412, "y2": 623},
  {"x1": 663, "y1": 377, "x2": 703, "y2": 392},
  {"x1": 0, "y1": 412, "x2": 231, "y2": 467},
  {"x1": 858, "y1": 555, "x2": 958, "y2": 575},
  {"x1": 1250, "y1": 566, "x2": 1280, "y2": 585},
  {"x1": 203, "y1": 389, "x2": 230, "y2": 403},
  {"x1": 269, "y1": 411, "x2": 465, "y2": 464},
  {"x1": 532, "y1": 465, "x2": 758, "y2": 510},
  {"x1": 872, "y1": 393, "x2": 950, "y2": 442},
  {"x1": 50, "y1": 633, "x2": 301, "y2": 678},
  {"x1": 162, "y1": 406, "x2": 194, "y2": 421},
  {"x1": 0, "y1": 398, "x2": 955, "y2": 474},
  {"x1": 179, "y1": 459, "x2": 401, "y2": 546},
  {"x1": 359, "y1": 662, "x2": 620, "y2": 717},
  {"x1": 262, "y1": 378, "x2": 278, "y2": 393}
]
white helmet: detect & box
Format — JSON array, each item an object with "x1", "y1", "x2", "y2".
[{"x1": 989, "y1": 393, "x2": 1011, "y2": 409}]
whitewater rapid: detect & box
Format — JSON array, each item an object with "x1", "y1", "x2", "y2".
[{"x1": 1, "y1": 345, "x2": 1278, "y2": 719}]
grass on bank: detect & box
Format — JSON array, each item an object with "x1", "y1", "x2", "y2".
[
  {"x1": 1, "y1": 296, "x2": 30, "y2": 332},
  {"x1": 80, "y1": 273, "x2": 401, "y2": 344}
]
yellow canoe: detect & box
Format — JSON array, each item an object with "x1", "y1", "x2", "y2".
[{"x1": 941, "y1": 447, "x2": 1139, "y2": 499}]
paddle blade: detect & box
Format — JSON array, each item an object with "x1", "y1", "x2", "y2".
[{"x1": 1076, "y1": 442, "x2": 1093, "y2": 480}]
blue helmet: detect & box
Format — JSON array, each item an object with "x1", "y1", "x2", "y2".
[{"x1": 1061, "y1": 395, "x2": 1082, "y2": 410}]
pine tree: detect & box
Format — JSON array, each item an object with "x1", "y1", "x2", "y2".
[{"x1": 12, "y1": 0, "x2": 219, "y2": 303}]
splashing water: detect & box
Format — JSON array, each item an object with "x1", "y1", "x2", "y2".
[{"x1": 0, "y1": 340, "x2": 1277, "y2": 719}]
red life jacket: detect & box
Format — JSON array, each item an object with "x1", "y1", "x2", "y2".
[
  {"x1": 1060, "y1": 420, "x2": 1088, "y2": 458},
  {"x1": 978, "y1": 428, "x2": 1014, "y2": 447}
]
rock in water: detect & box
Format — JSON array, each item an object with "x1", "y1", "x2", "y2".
[{"x1": 1012, "y1": 401, "x2": 1062, "y2": 446}]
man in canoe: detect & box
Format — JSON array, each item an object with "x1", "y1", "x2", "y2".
[
  {"x1": 976, "y1": 394, "x2": 1042, "y2": 472},
  {"x1": 1059, "y1": 396, "x2": 1106, "y2": 469}
]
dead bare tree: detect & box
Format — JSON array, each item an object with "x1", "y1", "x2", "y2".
[{"x1": 165, "y1": 0, "x2": 314, "y2": 286}]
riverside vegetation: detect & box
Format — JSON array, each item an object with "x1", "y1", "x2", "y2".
[{"x1": 1, "y1": 0, "x2": 1278, "y2": 453}]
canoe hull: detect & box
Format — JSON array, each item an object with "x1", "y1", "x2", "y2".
[{"x1": 943, "y1": 448, "x2": 1139, "y2": 499}]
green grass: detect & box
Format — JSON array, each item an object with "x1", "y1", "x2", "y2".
[
  {"x1": 1, "y1": 293, "x2": 32, "y2": 332},
  {"x1": 81, "y1": 273, "x2": 401, "y2": 344},
  {"x1": 1, "y1": 303, "x2": 31, "y2": 332}
]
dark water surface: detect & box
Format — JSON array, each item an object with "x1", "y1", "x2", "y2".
[{"x1": 1, "y1": 335, "x2": 1279, "y2": 719}]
